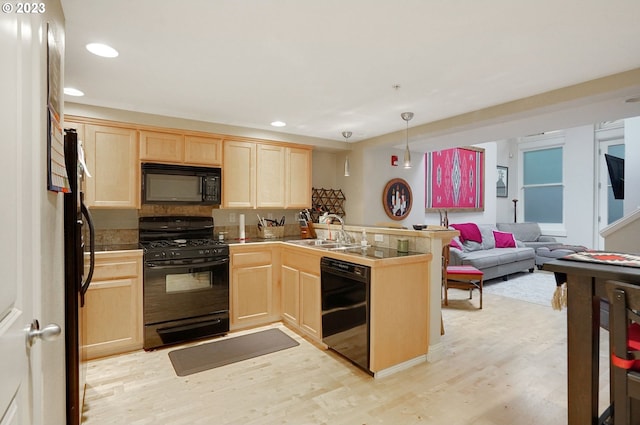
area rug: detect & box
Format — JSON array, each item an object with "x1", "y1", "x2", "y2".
[
  {"x1": 168, "y1": 328, "x2": 299, "y2": 377},
  {"x1": 482, "y1": 271, "x2": 557, "y2": 307}
]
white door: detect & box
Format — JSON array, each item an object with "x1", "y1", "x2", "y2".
[
  {"x1": 0, "y1": 10, "x2": 65, "y2": 425},
  {"x1": 597, "y1": 138, "x2": 625, "y2": 249}
]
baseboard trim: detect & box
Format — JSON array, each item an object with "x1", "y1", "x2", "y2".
[
  {"x1": 373, "y1": 355, "x2": 427, "y2": 378},
  {"x1": 426, "y1": 341, "x2": 446, "y2": 362}
]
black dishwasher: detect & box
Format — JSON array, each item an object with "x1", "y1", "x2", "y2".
[{"x1": 320, "y1": 257, "x2": 371, "y2": 373}]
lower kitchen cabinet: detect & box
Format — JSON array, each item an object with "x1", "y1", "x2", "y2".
[
  {"x1": 281, "y1": 247, "x2": 321, "y2": 342},
  {"x1": 230, "y1": 245, "x2": 280, "y2": 330},
  {"x1": 83, "y1": 251, "x2": 143, "y2": 360}
]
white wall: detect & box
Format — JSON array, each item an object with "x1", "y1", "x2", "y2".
[
  {"x1": 495, "y1": 138, "x2": 518, "y2": 223},
  {"x1": 562, "y1": 125, "x2": 597, "y2": 247},
  {"x1": 625, "y1": 116, "x2": 640, "y2": 214},
  {"x1": 360, "y1": 147, "x2": 426, "y2": 226},
  {"x1": 311, "y1": 150, "x2": 338, "y2": 189},
  {"x1": 331, "y1": 142, "x2": 498, "y2": 228}
]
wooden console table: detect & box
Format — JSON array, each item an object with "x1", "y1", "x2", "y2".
[{"x1": 544, "y1": 259, "x2": 640, "y2": 425}]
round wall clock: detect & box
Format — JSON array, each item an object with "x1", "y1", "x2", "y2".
[{"x1": 382, "y1": 178, "x2": 412, "y2": 220}]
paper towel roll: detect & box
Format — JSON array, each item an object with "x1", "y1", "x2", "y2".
[{"x1": 239, "y1": 214, "x2": 245, "y2": 240}]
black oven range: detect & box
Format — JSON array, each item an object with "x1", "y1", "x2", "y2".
[{"x1": 139, "y1": 216, "x2": 229, "y2": 350}]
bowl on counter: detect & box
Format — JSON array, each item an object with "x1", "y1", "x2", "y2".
[{"x1": 412, "y1": 224, "x2": 426, "y2": 230}]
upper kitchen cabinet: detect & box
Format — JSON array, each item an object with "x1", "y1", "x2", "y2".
[
  {"x1": 286, "y1": 147, "x2": 312, "y2": 208},
  {"x1": 84, "y1": 124, "x2": 140, "y2": 209},
  {"x1": 222, "y1": 140, "x2": 256, "y2": 208},
  {"x1": 140, "y1": 131, "x2": 223, "y2": 167},
  {"x1": 139, "y1": 130, "x2": 184, "y2": 163},
  {"x1": 184, "y1": 135, "x2": 222, "y2": 166},
  {"x1": 256, "y1": 144, "x2": 286, "y2": 208},
  {"x1": 222, "y1": 139, "x2": 312, "y2": 209}
]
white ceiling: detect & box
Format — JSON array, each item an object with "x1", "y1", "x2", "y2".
[{"x1": 61, "y1": 0, "x2": 640, "y2": 150}]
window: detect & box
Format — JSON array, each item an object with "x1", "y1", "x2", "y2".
[{"x1": 522, "y1": 147, "x2": 563, "y2": 223}]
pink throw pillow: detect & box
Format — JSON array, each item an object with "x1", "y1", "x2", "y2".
[
  {"x1": 450, "y1": 238, "x2": 462, "y2": 250},
  {"x1": 493, "y1": 230, "x2": 516, "y2": 248},
  {"x1": 450, "y1": 223, "x2": 482, "y2": 243}
]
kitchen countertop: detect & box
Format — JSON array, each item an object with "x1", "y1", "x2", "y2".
[
  {"x1": 94, "y1": 243, "x2": 142, "y2": 252},
  {"x1": 228, "y1": 237, "x2": 428, "y2": 265}
]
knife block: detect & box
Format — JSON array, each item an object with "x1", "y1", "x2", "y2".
[{"x1": 300, "y1": 221, "x2": 317, "y2": 239}]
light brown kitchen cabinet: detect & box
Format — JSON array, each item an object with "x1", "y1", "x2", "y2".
[
  {"x1": 140, "y1": 131, "x2": 223, "y2": 166},
  {"x1": 230, "y1": 245, "x2": 280, "y2": 330},
  {"x1": 223, "y1": 140, "x2": 312, "y2": 209},
  {"x1": 84, "y1": 124, "x2": 140, "y2": 209},
  {"x1": 222, "y1": 140, "x2": 256, "y2": 208},
  {"x1": 83, "y1": 251, "x2": 143, "y2": 360},
  {"x1": 256, "y1": 144, "x2": 286, "y2": 207},
  {"x1": 139, "y1": 130, "x2": 184, "y2": 163},
  {"x1": 281, "y1": 247, "x2": 321, "y2": 341},
  {"x1": 286, "y1": 147, "x2": 312, "y2": 208},
  {"x1": 184, "y1": 135, "x2": 223, "y2": 166}
]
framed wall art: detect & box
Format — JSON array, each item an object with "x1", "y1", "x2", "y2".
[
  {"x1": 382, "y1": 178, "x2": 412, "y2": 220},
  {"x1": 496, "y1": 165, "x2": 508, "y2": 197},
  {"x1": 425, "y1": 146, "x2": 484, "y2": 211}
]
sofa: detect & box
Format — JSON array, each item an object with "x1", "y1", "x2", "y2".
[
  {"x1": 495, "y1": 222, "x2": 558, "y2": 249},
  {"x1": 448, "y1": 223, "x2": 536, "y2": 281},
  {"x1": 495, "y1": 222, "x2": 579, "y2": 268}
]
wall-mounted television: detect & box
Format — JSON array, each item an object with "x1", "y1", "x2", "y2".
[{"x1": 604, "y1": 153, "x2": 624, "y2": 200}]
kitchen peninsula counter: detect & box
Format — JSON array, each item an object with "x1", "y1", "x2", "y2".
[
  {"x1": 230, "y1": 224, "x2": 454, "y2": 364},
  {"x1": 229, "y1": 238, "x2": 432, "y2": 376}
]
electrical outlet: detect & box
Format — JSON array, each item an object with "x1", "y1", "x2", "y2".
[
  {"x1": 229, "y1": 213, "x2": 236, "y2": 223},
  {"x1": 374, "y1": 234, "x2": 384, "y2": 242}
]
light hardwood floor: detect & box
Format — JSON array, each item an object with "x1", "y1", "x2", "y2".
[{"x1": 81, "y1": 287, "x2": 611, "y2": 425}]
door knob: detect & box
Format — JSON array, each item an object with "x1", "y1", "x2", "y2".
[{"x1": 26, "y1": 319, "x2": 61, "y2": 348}]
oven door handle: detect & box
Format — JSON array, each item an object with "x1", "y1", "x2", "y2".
[{"x1": 146, "y1": 257, "x2": 229, "y2": 270}]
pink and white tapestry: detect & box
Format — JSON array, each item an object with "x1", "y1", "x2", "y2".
[{"x1": 425, "y1": 147, "x2": 484, "y2": 211}]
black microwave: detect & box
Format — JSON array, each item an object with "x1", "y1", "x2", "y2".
[{"x1": 141, "y1": 163, "x2": 221, "y2": 205}]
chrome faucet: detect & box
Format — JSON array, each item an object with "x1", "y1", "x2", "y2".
[{"x1": 325, "y1": 214, "x2": 351, "y2": 244}]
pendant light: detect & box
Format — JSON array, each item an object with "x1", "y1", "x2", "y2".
[
  {"x1": 401, "y1": 112, "x2": 414, "y2": 169},
  {"x1": 342, "y1": 131, "x2": 352, "y2": 177}
]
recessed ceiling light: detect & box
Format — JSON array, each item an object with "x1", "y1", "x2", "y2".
[
  {"x1": 270, "y1": 121, "x2": 286, "y2": 127},
  {"x1": 86, "y1": 43, "x2": 119, "y2": 58},
  {"x1": 64, "y1": 87, "x2": 85, "y2": 97}
]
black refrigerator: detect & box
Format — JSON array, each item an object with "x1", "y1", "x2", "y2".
[{"x1": 63, "y1": 128, "x2": 95, "y2": 425}]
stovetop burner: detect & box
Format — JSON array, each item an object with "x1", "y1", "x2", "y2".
[
  {"x1": 141, "y1": 238, "x2": 226, "y2": 250},
  {"x1": 139, "y1": 216, "x2": 228, "y2": 261}
]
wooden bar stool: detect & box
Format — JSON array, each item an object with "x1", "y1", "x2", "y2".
[{"x1": 442, "y1": 244, "x2": 484, "y2": 309}]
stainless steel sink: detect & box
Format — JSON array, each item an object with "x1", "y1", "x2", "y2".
[
  {"x1": 285, "y1": 239, "x2": 361, "y2": 250},
  {"x1": 327, "y1": 244, "x2": 365, "y2": 251},
  {"x1": 286, "y1": 239, "x2": 339, "y2": 247}
]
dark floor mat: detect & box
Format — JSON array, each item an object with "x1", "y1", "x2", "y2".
[{"x1": 168, "y1": 328, "x2": 299, "y2": 376}]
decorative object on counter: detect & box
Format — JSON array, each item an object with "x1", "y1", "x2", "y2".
[
  {"x1": 397, "y1": 238, "x2": 409, "y2": 253},
  {"x1": 497, "y1": 165, "x2": 508, "y2": 197},
  {"x1": 438, "y1": 209, "x2": 449, "y2": 227},
  {"x1": 382, "y1": 178, "x2": 412, "y2": 221},
  {"x1": 342, "y1": 131, "x2": 352, "y2": 177},
  {"x1": 239, "y1": 214, "x2": 245, "y2": 240},
  {"x1": 425, "y1": 146, "x2": 485, "y2": 211},
  {"x1": 401, "y1": 112, "x2": 413, "y2": 169},
  {"x1": 311, "y1": 187, "x2": 346, "y2": 219}
]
